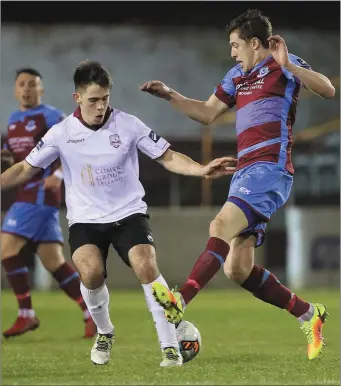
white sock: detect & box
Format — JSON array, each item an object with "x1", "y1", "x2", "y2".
[
  {"x1": 80, "y1": 282, "x2": 114, "y2": 335},
  {"x1": 83, "y1": 310, "x2": 90, "y2": 320},
  {"x1": 18, "y1": 309, "x2": 35, "y2": 318},
  {"x1": 298, "y1": 303, "x2": 314, "y2": 323},
  {"x1": 142, "y1": 274, "x2": 179, "y2": 351}
]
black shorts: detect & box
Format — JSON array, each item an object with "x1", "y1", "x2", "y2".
[{"x1": 68, "y1": 213, "x2": 155, "y2": 270}]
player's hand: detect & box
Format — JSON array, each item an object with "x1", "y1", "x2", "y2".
[
  {"x1": 140, "y1": 80, "x2": 172, "y2": 100},
  {"x1": 43, "y1": 175, "x2": 62, "y2": 193},
  {"x1": 1, "y1": 149, "x2": 14, "y2": 166},
  {"x1": 268, "y1": 35, "x2": 290, "y2": 68},
  {"x1": 202, "y1": 156, "x2": 237, "y2": 180}
]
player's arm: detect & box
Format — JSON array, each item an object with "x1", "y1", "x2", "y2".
[
  {"x1": 43, "y1": 166, "x2": 63, "y2": 192},
  {"x1": 1, "y1": 160, "x2": 41, "y2": 191},
  {"x1": 156, "y1": 149, "x2": 237, "y2": 179},
  {"x1": 2, "y1": 128, "x2": 61, "y2": 191},
  {"x1": 140, "y1": 81, "x2": 229, "y2": 125},
  {"x1": 134, "y1": 118, "x2": 237, "y2": 178},
  {"x1": 168, "y1": 91, "x2": 229, "y2": 125},
  {"x1": 268, "y1": 35, "x2": 335, "y2": 99},
  {"x1": 284, "y1": 63, "x2": 335, "y2": 99}
]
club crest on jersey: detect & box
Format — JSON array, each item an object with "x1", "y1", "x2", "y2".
[
  {"x1": 149, "y1": 131, "x2": 160, "y2": 143},
  {"x1": 25, "y1": 120, "x2": 37, "y2": 132},
  {"x1": 109, "y1": 134, "x2": 121, "y2": 148},
  {"x1": 257, "y1": 66, "x2": 269, "y2": 78}
]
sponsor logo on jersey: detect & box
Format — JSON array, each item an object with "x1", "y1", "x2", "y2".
[
  {"x1": 109, "y1": 134, "x2": 121, "y2": 148},
  {"x1": 149, "y1": 131, "x2": 160, "y2": 143},
  {"x1": 67, "y1": 138, "x2": 84, "y2": 144},
  {"x1": 81, "y1": 164, "x2": 95, "y2": 186}
]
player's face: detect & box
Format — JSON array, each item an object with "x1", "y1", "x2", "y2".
[
  {"x1": 74, "y1": 84, "x2": 110, "y2": 126},
  {"x1": 14, "y1": 73, "x2": 43, "y2": 110},
  {"x1": 229, "y1": 31, "x2": 257, "y2": 72}
]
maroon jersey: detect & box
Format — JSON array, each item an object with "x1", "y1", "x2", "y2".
[
  {"x1": 214, "y1": 54, "x2": 312, "y2": 174},
  {"x1": 5, "y1": 104, "x2": 65, "y2": 207}
]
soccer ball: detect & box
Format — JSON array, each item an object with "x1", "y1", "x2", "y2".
[{"x1": 176, "y1": 320, "x2": 202, "y2": 363}]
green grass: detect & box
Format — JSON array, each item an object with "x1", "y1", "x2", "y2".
[{"x1": 1, "y1": 289, "x2": 340, "y2": 385}]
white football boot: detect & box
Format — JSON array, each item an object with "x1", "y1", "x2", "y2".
[
  {"x1": 160, "y1": 347, "x2": 183, "y2": 367},
  {"x1": 91, "y1": 333, "x2": 114, "y2": 365}
]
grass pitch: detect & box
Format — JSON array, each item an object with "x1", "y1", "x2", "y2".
[{"x1": 1, "y1": 288, "x2": 339, "y2": 385}]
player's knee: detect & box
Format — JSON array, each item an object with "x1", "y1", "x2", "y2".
[
  {"x1": 72, "y1": 258, "x2": 104, "y2": 289},
  {"x1": 129, "y1": 245, "x2": 159, "y2": 284},
  {"x1": 0, "y1": 234, "x2": 26, "y2": 259},
  {"x1": 223, "y1": 258, "x2": 251, "y2": 284},
  {"x1": 38, "y1": 244, "x2": 65, "y2": 272},
  {"x1": 210, "y1": 216, "x2": 226, "y2": 234},
  {"x1": 80, "y1": 269, "x2": 105, "y2": 290},
  {"x1": 209, "y1": 216, "x2": 233, "y2": 243}
]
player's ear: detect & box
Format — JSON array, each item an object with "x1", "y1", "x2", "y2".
[
  {"x1": 73, "y1": 92, "x2": 81, "y2": 104},
  {"x1": 251, "y1": 37, "x2": 260, "y2": 50}
]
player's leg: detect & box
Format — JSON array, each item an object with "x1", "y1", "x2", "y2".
[
  {"x1": 152, "y1": 200, "x2": 248, "y2": 323},
  {"x1": 153, "y1": 163, "x2": 327, "y2": 358},
  {"x1": 129, "y1": 245, "x2": 182, "y2": 367},
  {"x1": 36, "y1": 243, "x2": 96, "y2": 338},
  {"x1": 1, "y1": 202, "x2": 41, "y2": 337},
  {"x1": 225, "y1": 231, "x2": 327, "y2": 360},
  {"x1": 113, "y1": 214, "x2": 182, "y2": 367},
  {"x1": 152, "y1": 164, "x2": 292, "y2": 316},
  {"x1": 35, "y1": 207, "x2": 96, "y2": 338},
  {"x1": 70, "y1": 223, "x2": 114, "y2": 365},
  {"x1": 177, "y1": 200, "x2": 248, "y2": 305}
]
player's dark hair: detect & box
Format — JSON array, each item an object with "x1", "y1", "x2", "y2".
[
  {"x1": 226, "y1": 9, "x2": 272, "y2": 48},
  {"x1": 15, "y1": 68, "x2": 43, "y2": 80},
  {"x1": 73, "y1": 60, "x2": 113, "y2": 90}
]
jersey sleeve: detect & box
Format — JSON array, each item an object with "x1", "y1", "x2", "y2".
[
  {"x1": 45, "y1": 108, "x2": 66, "y2": 129},
  {"x1": 282, "y1": 54, "x2": 312, "y2": 86},
  {"x1": 134, "y1": 118, "x2": 171, "y2": 159},
  {"x1": 25, "y1": 128, "x2": 60, "y2": 169},
  {"x1": 214, "y1": 68, "x2": 237, "y2": 108}
]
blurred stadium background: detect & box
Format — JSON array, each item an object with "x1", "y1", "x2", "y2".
[{"x1": 1, "y1": 2, "x2": 340, "y2": 384}]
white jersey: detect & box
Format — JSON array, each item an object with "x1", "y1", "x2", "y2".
[{"x1": 26, "y1": 108, "x2": 170, "y2": 226}]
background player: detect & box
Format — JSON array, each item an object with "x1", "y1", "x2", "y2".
[
  {"x1": 140, "y1": 9, "x2": 335, "y2": 360},
  {"x1": 1, "y1": 68, "x2": 96, "y2": 339},
  {"x1": 1, "y1": 61, "x2": 235, "y2": 366}
]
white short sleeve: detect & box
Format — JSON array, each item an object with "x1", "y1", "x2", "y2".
[
  {"x1": 134, "y1": 118, "x2": 170, "y2": 159},
  {"x1": 26, "y1": 128, "x2": 60, "y2": 169}
]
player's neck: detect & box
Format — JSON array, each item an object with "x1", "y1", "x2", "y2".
[
  {"x1": 253, "y1": 49, "x2": 272, "y2": 68},
  {"x1": 19, "y1": 103, "x2": 41, "y2": 112},
  {"x1": 74, "y1": 106, "x2": 113, "y2": 130}
]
